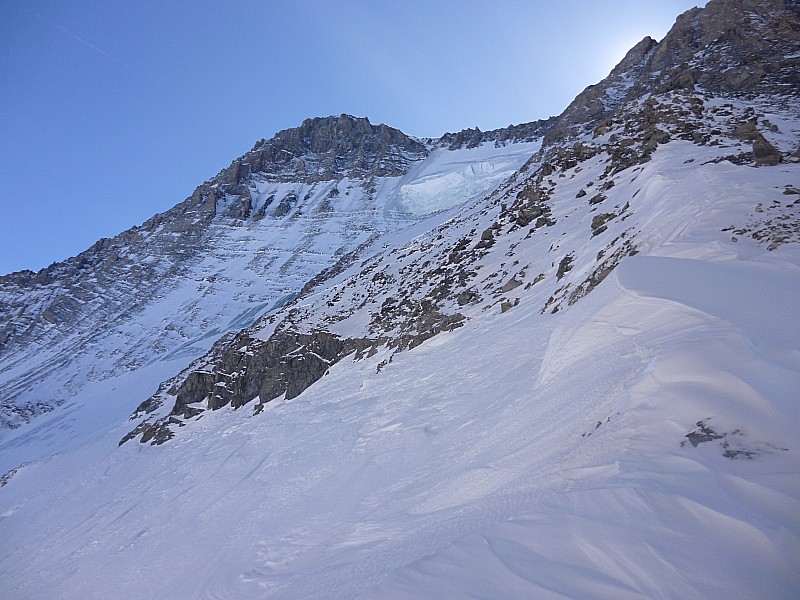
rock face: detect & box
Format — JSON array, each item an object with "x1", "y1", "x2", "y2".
[
  {"x1": 172, "y1": 329, "x2": 371, "y2": 412},
  {"x1": 244, "y1": 114, "x2": 428, "y2": 182},
  {"x1": 542, "y1": 36, "x2": 661, "y2": 147},
  {"x1": 431, "y1": 117, "x2": 557, "y2": 150},
  {"x1": 649, "y1": 0, "x2": 800, "y2": 92},
  {"x1": 120, "y1": 328, "x2": 379, "y2": 445},
  {"x1": 544, "y1": 0, "x2": 800, "y2": 147}
]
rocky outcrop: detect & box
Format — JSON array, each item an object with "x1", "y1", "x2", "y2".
[
  {"x1": 649, "y1": 0, "x2": 800, "y2": 94},
  {"x1": 734, "y1": 119, "x2": 782, "y2": 165},
  {"x1": 431, "y1": 117, "x2": 557, "y2": 150},
  {"x1": 542, "y1": 36, "x2": 660, "y2": 147},
  {"x1": 243, "y1": 114, "x2": 428, "y2": 182},
  {"x1": 121, "y1": 327, "x2": 381, "y2": 445},
  {"x1": 171, "y1": 329, "x2": 372, "y2": 413}
]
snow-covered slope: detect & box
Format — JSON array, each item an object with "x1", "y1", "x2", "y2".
[
  {"x1": 2, "y1": 137, "x2": 798, "y2": 598},
  {"x1": 1, "y1": 0, "x2": 799, "y2": 598}
]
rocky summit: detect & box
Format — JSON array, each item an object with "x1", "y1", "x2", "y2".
[
  {"x1": 245, "y1": 114, "x2": 429, "y2": 181},
  {"x1": 1, "y1": 1, "x2": 799, "y2": 598}
]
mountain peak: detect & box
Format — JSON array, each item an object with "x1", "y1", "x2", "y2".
[
  {"x1": 296, "y1": 113, "x2": 374, "y2": 135},
  {"x1": 610, "y1": 36, "x2": 658, "y2": 76},
  {"x1": 244, "y1": 114, "x2": 428, "y2": 182}
]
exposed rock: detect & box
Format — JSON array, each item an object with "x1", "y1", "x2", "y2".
[
  {"x1": 247, "y1": 114, "x2": 428, "y2": 181},
  {"x1": 568, "y1": 239, "x2": 638, "y2": 306},
  {"x1": 591, "y1": 213, "x2": 616, "y2": 236},
  {"x1": 251, "y1": 193, "x2": 275, "y2": 221},
  {"x1": 753, "y1": 136, "x2": 782, "y2": 166},
  {"x1": 123, "y1": 328, "x2": 378, "y2": 445},
  {"x1": 542, "y1": 0, "x2": 800, "y2": 150},
  {"x1": 476, "y1": 227, "x2": 496, "y2": 249},
  {"x1": 588, "y1": 193, "x2": 606, "y2": 206},
  {"x1": 273, "y1": 191, "x2": 298, "y2": 217},
  {"x1": 431, "y1": 117, "x2": 557, "y2": 149},
  {"x1": 681, "y1": 419, "x2": 787, "y2": 459},
  {"x1": 556, "y1": 254, "x2": 574, "y2": 280},
  {"x1": 733, "y1": 118, "x2": 782, "y2": 165},
  {"x1": 501, "y1": 277, "x2": 523, "y2": 293},
  {"x1": 542, "y1": 36, "x2": 659, "y2": 147},
  {"x1": 500, "y1": 300, "x2": 515, "y2": 313},
  {"x1": 456, "y1": 289, "x2": 480, "y2": 306}
]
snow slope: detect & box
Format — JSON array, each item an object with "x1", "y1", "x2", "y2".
[
  {"x1": 1, "y1": 118, "x2": 798, "y2": 598},
  {"x1": 3, "y1": 1, "x2": 800, "y2": 590}
]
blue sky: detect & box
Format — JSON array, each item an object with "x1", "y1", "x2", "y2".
[{"x1": 0, "y1": 0, "x2": 706, "y2": 274}]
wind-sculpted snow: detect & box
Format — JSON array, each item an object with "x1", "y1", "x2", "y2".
[
  {"x1": 2, "y1": 1, "x2": 800, "y2": 596},
  {"x1": 2, "y1": 132, "x2": 799, "y2": 596}
]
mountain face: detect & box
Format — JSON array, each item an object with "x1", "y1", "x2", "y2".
[
  {"x1": 0, "y1": 114, "x2": 550, "y2": 431},
  {"x1": 247, "y1": 115, "x2": 428, "y2": 181},
  {"x1": 120, "y1": 0, "x2": 800, "y2": 447},
  {"x1": 2, "y1": 1, "x2": 800, "y2": 598}
]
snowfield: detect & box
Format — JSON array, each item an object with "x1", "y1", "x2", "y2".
[
  {"x1": 1, "y1": 132, "x2": 798, "y2": 598},
  {"x1": 391, "y1": 141, "x2": 542, "y2": 215}
]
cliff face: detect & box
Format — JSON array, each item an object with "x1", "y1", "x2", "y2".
[
  {"x1": 650, "y1": 0, "x2": 800, "y2": 92},
  {"x1": 428, "y1": 117, "x2": 558, "y2": 150},
  {"x1": 243, "y1": 115, "x2": 429, "y2": 182}
]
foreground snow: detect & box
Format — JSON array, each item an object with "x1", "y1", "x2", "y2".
[{"x1": 1, "y1": 139, "x2": 798, "y2": 598}]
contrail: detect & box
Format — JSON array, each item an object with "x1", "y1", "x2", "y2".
[{"x1": 51, "y1": 22, "x2": 132, "y2": 70}]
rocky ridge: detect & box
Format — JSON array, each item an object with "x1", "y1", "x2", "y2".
[
  {"x1": 244, "y1": 115, "x2": 428, "y2": 183},
  {"x1": 543, "y1": 0, "x2": 800, "y2": 149},
  {"x1": 427, "y1": 117, "x2": 558, "y2": 150}
]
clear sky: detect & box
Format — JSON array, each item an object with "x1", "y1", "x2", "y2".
[{"x1": 0, "y1": 0, "x2": 707, "y2": 275}]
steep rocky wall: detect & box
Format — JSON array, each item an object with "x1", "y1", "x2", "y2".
[{"x1": 244, "y1": 114, "x2": 428, "y2": 181}]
